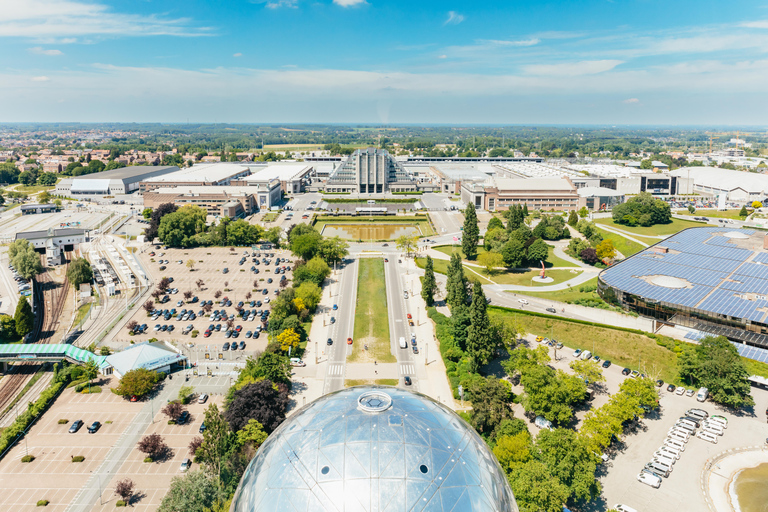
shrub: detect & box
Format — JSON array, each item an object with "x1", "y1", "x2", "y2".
[
  {"x1": 191, "y1": 330, "x2": 199, "y2": 338},
  {"x1": 143, "y1": 457, "x2": 153, "y2": 463},
  {"x1": 116, "y1": 500, "x2": 126, "y2": 507},
  {"x1": 36, "y1": 500, "x2": 49, "y2": 506},
  {"x1": 57, "y1": 419, "x2": 69, "y2": 424},
  {"x1": 71, "y1": 456, "x2": 85, "y2": 462},
  {"x1": 167, "y1": 420, "x2": 176, "y2": 425},
  {"x1": 21, "y1": 455, "x2": 35, "y2": 462},
  {"x1": 0, "y1": 380, "x2": 66, "y2": 456}
]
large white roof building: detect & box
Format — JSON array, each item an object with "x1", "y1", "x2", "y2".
[{"x1": 670, "y1": 167, "x2": 768, "y2": 201}]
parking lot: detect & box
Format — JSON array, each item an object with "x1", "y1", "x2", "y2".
[
  {"x1": 510, "y1": 335, "x2": 768, "y2": 511},
  {"x1": 0, "y1": 379, "x2": 141, "y2": 512},
  {"x1": 90, "y1": 394, "x2": 224, "y2": 512},
  {"x1": 115, "y1": 245, "x2": 296, "y2": 355}
]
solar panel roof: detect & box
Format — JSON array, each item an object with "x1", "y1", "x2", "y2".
[{"x1": 600, "y1": 227, "x2": 768, "y2": 323}]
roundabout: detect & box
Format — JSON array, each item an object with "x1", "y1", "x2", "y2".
[{"x1": 702, "y1": 446, "x2": 768, "y2": 512}]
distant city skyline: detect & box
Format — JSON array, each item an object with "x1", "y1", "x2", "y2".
[{"x1": 2, "y1": 0, "x2": 768, "y2": 124}]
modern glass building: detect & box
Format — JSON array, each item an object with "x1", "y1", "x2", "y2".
[
  {"x1": 598, "y1": 227, "x2": 768, "y2": 359},
  {"x1": 326, "y1": 148, "x2": 416, "y2": 193},
  {"x1": 231, "y1": 387, "x2": 518, "y2": 512}
]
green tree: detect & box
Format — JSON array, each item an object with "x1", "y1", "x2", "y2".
[
  {"x1": 421, "y1": 256, "x2": 437, "y2": 307},
  {"x1": 465, "y1": 282, "x2": 496, "y2": 369},
  {"x1": 526, "y1": 238, "x2": 549, "y2": 265},
  {"x1": 226, "y1": 220, "x2": 263, "y2": 246},
  {"x1": 158, "y1": 470, "x2": 218, "y2": 512},
  {"x1": 14, "y1": 297, "x2": 34, "y2": 337},
  {"x1": 317, "y1": 236, "x2": 349, "y2": 263},
  {"x1": 533, "y1": 428, "x2": 600, "y2": 502},
  {"x1": 445, "y1": 253, "x2": 468, "y2": 308},
  {"x1": 595, "y1": 239, "x2": 616, "y2": 260},
  {"x1": 477, "y1": 251, "x2": 503, "y2": 275},
  {"x1": 509, "y1": 461, "x2": 570, "y2": 512},
  {"x1": 519, "y1": 365, "x2": 586, "y2": 424},
  {"x1": 569, "y1": 360, "x2": 605, "y2": 385},
  {"x1": 739, "y1": 205, "x2": 749, "y2": 218},
  {"x1": 83, "y1": 359, "x2": 99, "y2": 392},
  {"x1": 240, "y1": 352, "x2": 291, "y2": 386},
  {"x1": 38, "y1": 173, "x2": 57, "y2": 186},
  {"x1": 295, "y1": 281, "x2": 322, "y2": 311},
  {"x1": 0, "y1": 314, "x2": 18, "y2": 341},
  {"x1": 111, "y1": 368, "x2": 161, "y2": 398},
  {"x1": 487, "y1": 216, "x2": 504, "y2": 231},
  {"x1": 501, "y1": 238, "x2": 525, "y2": 268},
  {"x1": 678, "y1": 336, "x2": 753, "y2": 408},
  {"x1": 8, "y1": 239, "x2": 42, "y2": 279},
  {"x1": 462, "y1": 203, "x2": 480, "y2": 260},
  {"x1": 264, "y1": 226, "x2": 282, "y2": 248},
  {"x1": 38, "y1": 191, "x2": 51, "y2": 203},
  {"x1": 142, "y1": 207, "x2": 153, "y2": 220},
  {"x1": 640, "y1": 159, "x2": 653, "y2": 169},
  {"x1": 483, "y1": 228, "x2": 509, "y2": 252},
  {"x1": 196, "y1": 403, "x2": 231, "y2": 497},
  {"x1": 493, "y1": 431, "x2": 532, "y2": 473},
  {"x1": 293, "y1": 256, "x2": 330, "y2": 287},
  {"x1": 578, "y1": 207, "x2": 589, "y2": 218},
  {"x1": 235, "y1": 419, "x2": 268, "y2": 450},
  {"x1": 290, "y1": 229, "x2": 322, "y2": 261},
  {"x1": 688, "y1": 205, "x2": 695, "y2": 214},
  {"x1": 567, "y1": 210, "x2": 578, "y2": 226},
  {"x1": 467, "y1": 376, "x2": 513, "y2": 434},
  {"x1": 158, "y1": 205, "x2": 207, "y2": 247},
  {"x1": 66, "y1": 257, "x2": 93, "y2": 289}
]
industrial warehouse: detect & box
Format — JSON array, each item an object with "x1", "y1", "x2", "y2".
[{"x1": 598, "y1": 227, "x2": 768, "y2": 362}]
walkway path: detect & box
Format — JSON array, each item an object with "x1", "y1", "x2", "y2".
[{"x1": 596, "y1": 223, "x2": 652, "y2": 247}]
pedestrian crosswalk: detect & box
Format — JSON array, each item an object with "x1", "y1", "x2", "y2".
[
  {"x1": 399, "y1": 364, "x2": 415, "y2": 375},
  {"x1": 328, "y1": 364, "x2": 344, "y2": 376}
]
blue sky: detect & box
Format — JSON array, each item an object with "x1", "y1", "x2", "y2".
[{"x1": 2, "y1": 0, "x2": 768, "y2": 124}]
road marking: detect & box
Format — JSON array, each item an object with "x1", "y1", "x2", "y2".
[
  {"x1": 328, "y1": 364, "x2": 344, "y2": 376},
  {"x1": 400, "y1": 364, "x2": 415, "y2": 374}
]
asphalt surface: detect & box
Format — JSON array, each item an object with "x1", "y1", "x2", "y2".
[
  {"x1": 384, "y1": 257, "x2": 418, "y2": 388},
  {"x1": 322, "y1": 258, "x2": 359, "y2": 394}
]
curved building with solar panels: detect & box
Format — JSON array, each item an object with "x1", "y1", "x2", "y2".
[
  {"x1": 230, "y1": 386, "x2": 518, "y2": 512},
  {"x1": 599, "y1": 227, "x2": 768, "y2": 362}
]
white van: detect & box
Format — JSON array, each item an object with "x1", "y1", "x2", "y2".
[
  {"x1": 653, "y1": 453, "x2": 676, "y2": 466},
  {"x1": 668, "y1": 431, "x2": 689, "y2": 443},
  {"x1": 702, "y1": 423, "x2": 724, "y2": 436},
  {"x1": 664, "y1": 438, "x2": 685, "y2": 452},
  {"x1": 696, "y1": 431, "x2": 718, "y2": 444},
  {"x1": 399, "y1": 337, "x2": 407, "y2": 349},
  {"x1": 637, "y1": 471, "x2": 661, "y2": 488},
  {"x1": 709, "y1": 415, "x2": 728, "y2": 428},
  {"x1": 673, "y1": 422, "x2": 695, "y2": 433},
  {"x1": 580, "y1": 350, "x2": 592, "y2": 360},
  {"x1": 678, "y1": 418, "x2": 698, "y2": 430},
  {"x1": 668, "y1": 430, "x2": 690, "y2": 442},
  {"x1": 534, "y1": 416, "x2": 553, "y2": 430},
  {"x1": 658, "y1": 445, "x2": 681, "y2": 459},
  {"x1": 696, "y1": 387, "x2": 709, "y2": 402}
]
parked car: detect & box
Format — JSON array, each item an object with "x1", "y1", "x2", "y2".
[
  {"x1": 69, "y1": 420, "x2": 84, "y2": 433},
  {"x1": 621, "y1": 367, "x2": 631, "y2": 375},
  {"x1": 573, "y1": 349, "x2": 582, "y2": 358},
  {"x1": 177, "y1": 411, "x2": 190, "y2": 425},
  {"x1": 404, "y1": 376, "x2": 412, "y2": 386},
  {"x1": 667, "y1": 384, "x2": 676, "y2": 392},
  {"x1": 87, "y1": 421, "x2": 101, "y2": 434}
]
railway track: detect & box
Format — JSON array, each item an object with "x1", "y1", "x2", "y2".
[{"x1": 0, "y1": 253, "x2": 71, "y2": 413}]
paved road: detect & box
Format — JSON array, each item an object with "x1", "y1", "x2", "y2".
[
  {"x1": 384, "y1": 257, "x2": 418, "y2": 388},
  {"x1": 322, "y1": 258, "x2": 359, "y2": 394}
]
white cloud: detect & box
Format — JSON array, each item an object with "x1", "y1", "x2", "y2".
[
  {"x1": 438, "y1": 54, "x2": 447, "y2": 59},
  {"x1": 741, "y1": 20, "x2": 768, "y2": 29},
  {"x1": 623, "y1": 98, "x2": 640, "y2": 104},
  {"x1": 233, "y1": 53, "x2": 243, "y2": 57},
  {"x1": 522, "y1": 60, "x2": 623, "y2": 76},
  {"x1": 266, "y1": 0, "x2": 299, "y2": 8},
  {"x1": 482, "y1": 38, "x2": 540, "y2": 47},
  {"x1": 333, "y1": 0, "x2": 367, "y2": 6},
  {"x1": 28, "y1": 46, "x2": 62, "y2": 55},
  {"x1": 0, "y1": 0, "x2": 211, "y2": 39},
  {"x1": 444, "y1": 11, "x2": 465, "y2": 26},
  {"x1": 31, "y1": 76, "x2": 50, "y2": 81}
]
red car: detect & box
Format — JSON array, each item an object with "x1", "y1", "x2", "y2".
[
  {"x1": 149, "y1": 252, "x2": 155, "y2": 256},
  {"x1": 347, "y1": 337, "x2": 353, "y2": 345},
  {"x1": 130, "y1": 395, "x2": 138, "y2": 402},
  {"x1": 407, "y1": 314, "x2": 412, "y2": 319},
  {"x1": 235, "y1": 325, "x2": 243, "y2": 333},
  {"x1": 204, "y1": 330, "x2": 212, "y2": 337}
]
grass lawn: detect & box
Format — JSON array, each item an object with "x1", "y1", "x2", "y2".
[
  {"x1": 72, "y1": 302, "x2": 92, "y2": 327},
  {"x1": 516, "y1": 277, "x2": 600, "y2": 302},
  {"x1": 594, "y1": 217, "x2": 704, "y2": 237},
  {"x1": 433, "y1": 244, "x2": 578, "y2": 268},
  {"x1": 678, "y1": 209, "x2": 747, "y2": 220},
  {"x1": 350, "y1": 259, "x2": 395, "y2": 363},
  {"x1": 314, "y1": 215, "x2": 435, "y2": 237},
  {"x1": 416, "y1": 257, "x2": 582, "y2": 286},
  {"x1": 488, "y1": 306, "x2": 680, "y2": 383},
  {"x1": 595, "y1": 228, "x2": 646, "y2": 258},
  {"x1": 13, "y1": 184, "x2": 55, "y2": 194},
  {"x1": 262, "y1": 212, "x2": 279, "y2": 222},
  {"x1": 345, "y1": 379, "x2": 399, "y2": 387}
]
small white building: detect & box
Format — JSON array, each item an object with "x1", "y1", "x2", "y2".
[{"x1": 105, "y1": 341, "x2": 186, "y2": 379}]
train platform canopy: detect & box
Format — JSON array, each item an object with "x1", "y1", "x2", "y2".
[
  {"x1": 0, "y1": 343, "x2": 108, "y2": 369},
  {"x1": 105, "y1": 341, "x2": 186, "y2": 379}
]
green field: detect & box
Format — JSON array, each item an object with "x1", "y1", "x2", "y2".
[
  {"x1": 13, "y1": 184, "x2": 55, "y2": 194},
  {"x1": 262, "y1": 212, "x2": 280, "y2": 222},
  {"x1": 517, "y1": 277, "x2": 600, "y2": 302},
  {"x1": 489, "y1": 306, "x2": 680, "y2": 383},
  {"x1": 678, "y1": 209, "x2": 747, "y2": 220},
  {"x1": 432, "y1": 244, "x2": 578, "y2": 268},
  {"x1": 594, "y1": 217, "x2": 704, "y2": 237},
  {"x1": 595, "y1": 228, "x2": 646, "y2": 258},
  {"x1": 350, "y1": 259, "x2": 395, "y2": 363},
  {"x1": 416, "y1": 257, "x2": 582, "y2": 287}
]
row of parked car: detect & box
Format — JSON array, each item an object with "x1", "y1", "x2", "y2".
[
  {"x1": 9, "y1": 263, "x2": 30, "y2": 294},
  {"x1": 638, "y1": 408, "x2": 728, "y2": 488}
]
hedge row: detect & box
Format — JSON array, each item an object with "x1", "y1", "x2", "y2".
[
  {"x1": 322, "y1": 198, "x2": 418, "y2": 204},
  {"x1": 427, "y1": 307, "x2": 485, "y2": 400},
  {"x1": 0, "y1": 381, "x2": 65, "y2": 458}
]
